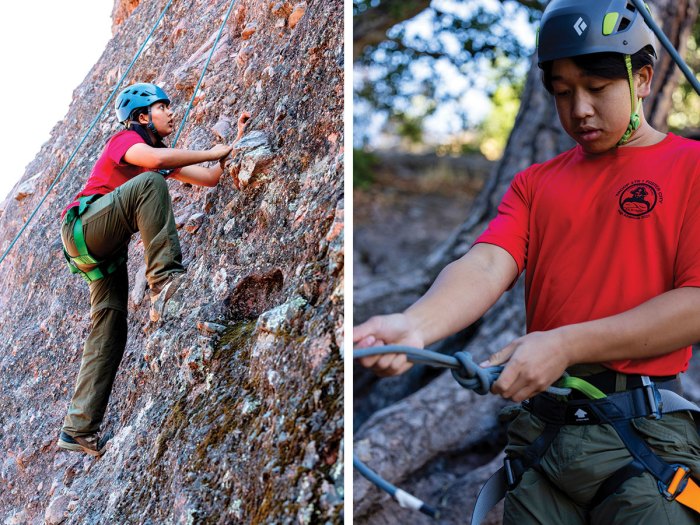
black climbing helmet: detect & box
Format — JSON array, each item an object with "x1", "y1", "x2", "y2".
[
  {"x1": 537, "y1": 0, "x2": 658, "y2": 66},
  {"x1": 114, "y1": 82, "x2": 171, "y2": 124}
]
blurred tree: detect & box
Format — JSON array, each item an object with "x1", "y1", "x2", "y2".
[
  {"x1": 669, "y1": 16, "x2": 700, "y2": 133},
  {"x1": 353, "y1": 0, "x2": 545, "y2": 145}
]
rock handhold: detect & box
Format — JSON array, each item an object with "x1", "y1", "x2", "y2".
[
  {"x1": 236, "y1": 44, "x2": 254, "y2": 68},
  {"x1": 184, "y1": 212, "x2": 206, "y2": 234},
  {"x1": 271, "y1": 1, "x2": 293, "y2": 17},
  {"x1": 211, "y1": 117, "x2": 233, "y2": 142},
  {"x1": 230, "y1": 131, "x2": 276, "y2": 190},
  {"x1": 197, "y1": 321, "x2": 227, "y2": 334},
  {"x1": 14, "y1": 173, "x2": 42, "y2": 202},
  {"x1": 241, "y1": 21, "x2": 258, "y2": 40},
  {"x1": 257, "y1": 296, "x2": 308, "y2": 335},
  {"x1": 44, "y1": 495, "x2": 71, "y2": 525},
  {"x1": 289, "y1": 2, "x2": 307, "y2": 29},
  {"x1": 227, "y1": 269, "x2": 284, "y2": 320}
]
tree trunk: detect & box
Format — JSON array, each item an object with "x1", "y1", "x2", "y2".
[
  {"x1": 353, "y1": 0, "x2": 431, "y2": 60},
  {"x1": 354, "y1": 0, "x2": 699, "y2": 522}
]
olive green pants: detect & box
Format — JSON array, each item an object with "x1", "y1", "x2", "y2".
[
  {"x1": 61, "y1": 171, "x2": 184, "y2": 437},
  {"x1": 503, "y1": 405, "x2": 700, "y2": 524}
]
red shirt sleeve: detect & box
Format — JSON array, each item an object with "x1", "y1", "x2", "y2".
[
  {"x1": 474, "y1": 168, "x2": 532, "y2": 276},
  {"x1": 674, "y1": 169, "x2": 700, "y2": 288},
  {"x1": 106, "y1": 130, "x2": 144, "y2": 165}
]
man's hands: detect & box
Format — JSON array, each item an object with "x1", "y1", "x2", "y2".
[
  {"x1": 482, "y1": 330, "x2": 571, "y2": 402},
  {"x1": 209, "y1": 144, "x2": 233, "y2": 162},
  {"x1": 217, "y1": 111, "x2": 252, "y2": 172},
  {"x1": 353, "y1": 313, "x2": 425, "y2": 376},
  {"x1": 355, "y1": 312, "x2": 572, "y2": 400}
]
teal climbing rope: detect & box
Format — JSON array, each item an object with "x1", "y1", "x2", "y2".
[
  {"x1": 0, "y1": 0, "x2": 175, "y2": 268},
  {"x1": 171, "y1": 0, "x2": 238, "y2": 147}
]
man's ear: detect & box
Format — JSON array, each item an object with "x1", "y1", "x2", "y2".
[{"x1": 636, "y1": 64, "x2": 654, "y2": 98}]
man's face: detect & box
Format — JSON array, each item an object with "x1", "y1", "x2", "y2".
[{"x1": 550, "y1": 58, "x2": 633, "y2": 154}]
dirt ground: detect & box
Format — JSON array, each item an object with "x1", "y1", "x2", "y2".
[{"x1": 353, "y1": 152, "x2": 489, "y2": 291}]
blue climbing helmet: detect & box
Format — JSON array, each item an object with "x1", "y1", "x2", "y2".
[{"x1": 114, "y1": 82, "x2": 171, "y2": 124}]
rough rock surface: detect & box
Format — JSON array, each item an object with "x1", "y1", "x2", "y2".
[{"x1": 0, "y1": 0, "x2": 343, "y2": 523}]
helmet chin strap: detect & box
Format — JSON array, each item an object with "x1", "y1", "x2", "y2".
[
  {"x1": 617, "y1": 54, "x2": 641, "y2": 146},
  {"x1": 147, "y1": 105, "x2": 162, "y2": 140}
]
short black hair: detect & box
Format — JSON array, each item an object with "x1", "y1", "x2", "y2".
[
  {"x1": 129, "y1": 107, "x2": 149, "y2": 122},
  {"x1": 540, "y1": 45, "x2": 656, "y2": 94}
]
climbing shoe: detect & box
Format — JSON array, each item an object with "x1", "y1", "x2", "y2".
[
  {"x1": 149, "y1": 272, "x2": 186, "y2": 322},
  {"x1": 57, "y1": 431, "x2": 106, "y2": 457}
]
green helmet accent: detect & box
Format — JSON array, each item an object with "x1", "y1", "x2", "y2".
[
  {"x1": 537, "y1": 0, "x2": 657, "y2": 66},
  {"x1": 115, "y1": 82, "x2": 171, "y2": 124}
]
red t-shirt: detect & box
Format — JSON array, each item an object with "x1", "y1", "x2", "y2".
[
  {"x1": 475, "y1": 133, "x2": 700, "y2": 375},
  {"x1": 61, "y1": 130, "x2": 147, "y2": 218}
]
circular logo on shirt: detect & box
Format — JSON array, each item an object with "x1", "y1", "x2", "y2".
[{"x1": 617, "y1": 181, "x2": 661, "y2": 219}]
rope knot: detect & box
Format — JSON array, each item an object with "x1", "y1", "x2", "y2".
[{"x1": 451, "y1": 351, "x2": 492, "y2": 395}]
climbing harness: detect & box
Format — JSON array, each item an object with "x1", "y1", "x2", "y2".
[
  {"x1": 59, "y1": 0, "x2": 239, "y2": 282},
  {"x1": 0, "y1": 0, "x2": 239, "y2": 275},
  {"x1": 354, "y1": 345, "x2": 700, "y2": 524},
  {"x1": 471, "y1": 378, "x2": 700, "y2": 525},
  {"x1": 61, "y1": 195, "x2": 127, "y2": 283}
]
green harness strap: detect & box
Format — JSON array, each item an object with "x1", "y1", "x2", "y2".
[{"x1": 62, "y1": 195, "x2": 126, "y2": 283}]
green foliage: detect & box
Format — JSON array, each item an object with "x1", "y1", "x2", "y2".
[
  {"x1": 477, "y1": 72, "x2": 524, "y2": 159},
  {"x1": 353, "y1": 0, "x2": 544, "y2": 145},
  {"x1": 353, "y1": 148, "x2": 379, "y2": 188}
]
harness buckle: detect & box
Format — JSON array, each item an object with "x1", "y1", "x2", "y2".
[
  {"x1": 659, "y1": 465, "x2": 691, "y2": 501},
  {"x1": 641, "y1": 375, "x2": 661, "y2": 419}
]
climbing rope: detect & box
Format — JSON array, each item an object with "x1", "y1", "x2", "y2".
[
  {"x1": 171, "y1": 0, "x2": 238, "y2": 148},
  {"x1": 628, "y1": 0, "x2": 700, "y2": 96},
  {"x1": 0, "y1": 0, "x2": 238, "y2": 269},
  {"x1": 354, "y1": 345, "x2": 572, "y2": 396},
  {"x1": 353, "y1": 344, "x2": 572, "y2": 517},
  {"x1": 0, "y1": 0, "x2": 175, "y2": 268},
  {"x1": 353, "y1": 456, "x2": 438, "y2": 518}
]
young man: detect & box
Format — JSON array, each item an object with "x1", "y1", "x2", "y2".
[
  {"x1": 355, "y1": 1, "x2": 700, "y2": 522},
  {"x1": 58, "y1": 82, "x2": 250, "y2": 456}
]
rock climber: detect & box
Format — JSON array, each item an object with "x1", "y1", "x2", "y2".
[
  {"x1": 58, "y1": 82, "x2": 250, "y2": 456},
  {"x1": 355, "y1": 1, "x2": 700, "y2": 522}
]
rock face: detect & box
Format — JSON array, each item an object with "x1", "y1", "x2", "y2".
[{"x1": 0, "y1": 0, "x2": 343, "y2": 523}]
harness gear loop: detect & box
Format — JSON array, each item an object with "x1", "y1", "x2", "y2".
[
  {"x1": 555, "y1": 375, "x2": 607, "y2": 400},
  {"x1": 62, "y1": 195, "x2": 127, "y2": 283}
]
